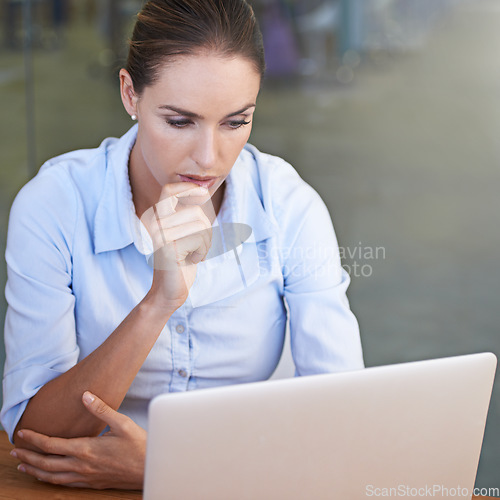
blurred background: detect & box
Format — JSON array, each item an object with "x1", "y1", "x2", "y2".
[{"x1": 1, "y1": 0, "x2": 499, "y2": 488}]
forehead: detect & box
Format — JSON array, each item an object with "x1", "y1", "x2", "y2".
[{"x1": 142, "y1": 53, "x2": 261, "y2": 113}]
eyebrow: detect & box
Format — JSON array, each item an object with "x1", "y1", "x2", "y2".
[{"x1": 158, "y1": 104, "x2": 256, "y2": 119}]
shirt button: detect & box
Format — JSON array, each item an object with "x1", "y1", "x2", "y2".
[
  {"x1": 176, "y1": 325, "x2": 185, "y2": 334},
  {"x1": 178, "y1": 369, "x2": 188, "y2": 378}
]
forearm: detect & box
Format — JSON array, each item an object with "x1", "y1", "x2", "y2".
[{"x1": 14, "y1": 292, "x2": 174, "y2": 445}]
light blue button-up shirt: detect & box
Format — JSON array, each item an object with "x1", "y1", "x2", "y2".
[{"x1": 1, "y1": 125, "x2": 364, "y2": 439}]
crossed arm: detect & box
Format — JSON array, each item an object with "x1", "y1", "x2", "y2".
[
  {"x1": 9, "y1": 184, "x2": 212, "y2": 489},
  {"x1": 12, "y1": 392, "x2": 147, "y2": 490}
]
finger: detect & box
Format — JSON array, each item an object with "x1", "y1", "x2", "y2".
[
  {"x1": 150, "y1": 229, "x2": 211, "y2": 269},
  {"x1": 159, "y1": 183, "x2": 208, "y2": 202},
  {"x1": 82, "y1": 392, "x2": 130, "y2": 432},
  {"x1": 158, "y1": 221, "x2": 212, "y2": 247},
  {"x1": 155, "y1": 196, "x2": 178, "y2": 218},
  {"x1": 141, "y1": 185, "x2": 209, "y2": 230},
  {"x1": 154, "y1": 205, "x2": 168, "y2": 247},
  {"x1": 150, "y1": 230, "x2": 211, "y2": 270},
  {"x1": 190, "y1": 248, "x2": 206, "y2": 265},
  {"x1": 140, "y1": 202, "x2": 173, "y2": 238},
  {"x1": 173, "y1": 232, "x2": 212, "y2": 264},
  {"x1": 157, "y1": 204, "x2": 212, "y2": 231},
  {"x1": 16, "y1": 430, "x2": 77, "y2": 456},
  {"x1": 138, "y1": 204, "x2": 169, "y2": 250},
  {"x1": 149, "y1": 211, "x2": 211, "y2": 255},
  {"x1": 17, "y1": 462, "x2": 87, "y2": 487},
  {"x1": 156, "y1": 186, "x2": 210, "y2": 217},
  {"x1": 151, "y1": 231, "x2": 211, "y2": 271},
  {"x1": 12, "y1": 448, "x2": 77, "y2": 473}
]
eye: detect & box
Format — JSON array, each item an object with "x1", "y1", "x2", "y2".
[
  {"x1": 167, "y1": 119, "x2": 192, "y2": 128},
  {"x1": 227, "y1": 119, "x2": 251, "y2": 130}
]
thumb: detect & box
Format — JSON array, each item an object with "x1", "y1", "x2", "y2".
[{"x1": 82, "y1": 391, "x2": 127, "y2": 431}]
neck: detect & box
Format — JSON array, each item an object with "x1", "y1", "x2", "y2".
[{"x1": 128, "y1": 142, "x2": 159, "y2": 220}]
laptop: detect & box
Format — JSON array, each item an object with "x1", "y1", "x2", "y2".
[{"x1": 143, "y1": 352, "x2": 496, "y2": 500}]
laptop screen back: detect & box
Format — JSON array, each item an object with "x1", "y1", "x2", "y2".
[{"x1": 144, "y1": 353, "x2": 496, "y2": 500}]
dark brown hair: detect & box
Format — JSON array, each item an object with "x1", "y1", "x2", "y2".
[{"x1": 126, "y1": 0, "x2": 265, "y2": 95}]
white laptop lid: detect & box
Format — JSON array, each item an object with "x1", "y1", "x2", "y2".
[{"x1": 144, "y1": 352, "x2": 496, "y2": 500}]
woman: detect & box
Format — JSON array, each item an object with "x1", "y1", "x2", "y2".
[{"x1": 1, "y1": 0, "x2": 363, "y2": 490}]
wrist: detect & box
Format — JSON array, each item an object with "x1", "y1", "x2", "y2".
[{"x1": 140, "y1": 290, "x2": 181, "y2": 322}]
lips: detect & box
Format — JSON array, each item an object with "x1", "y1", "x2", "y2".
[{"x1": 179, "y1": 175, "x2": 218, "y2": 189}]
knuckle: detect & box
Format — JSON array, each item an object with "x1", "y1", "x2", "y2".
[
  {"x1": 47, "y1": 472, "x2": 62, "y2": 485},
  {"x1": 161, "y1": 185, "x2": 174, "y2": 198},
  {"x1": 194, "y1": 233, "x2": 205, "y2": 246},
  {"x1": 93, "y1": 401, "x2": 109, "y2": 416},
  {"x1": 196, "y1": 222, "x2": 211, "y2": 237},
  {"x1": 186, "y1": 205, "x2": 203, "y2": 220},
  {"x1": 79, "y1": 461, "x2": 94, "y2": 475},
  {"x1": 156, "y1": 197, "x2": 175, "y2": 215},
  {"x1": 78, "y1": 442, "x2": 92, "y2": 461},
  {"x1": 141, "y1": 205, "x2": 155, "y2": 223},
  {"x1": 190, "y1": 222, "x2": 204, "y2": 236},
  {"x1": 121, "y1": 418, "x2": 134, "y2": 434},
  {"x1": 43, "y1": 439, "x2": 56, "y2": 455},
  {"x1": 195, "y1": 206, "x2": 208, "y2": 222},
  {"x1": 38, "y1": 456, "x2": 51, "y2": 470}
]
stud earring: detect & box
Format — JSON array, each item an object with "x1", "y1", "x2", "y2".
[{"x1": 131, "y1": 114, "x2": 137, "y2": 121}]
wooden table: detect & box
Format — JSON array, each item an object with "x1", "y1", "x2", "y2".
[{"x1": 0, "y1": 430, "x2": 497, "y2": 499}]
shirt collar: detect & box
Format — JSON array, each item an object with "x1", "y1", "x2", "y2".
[
  {"x1": 94, "y1": 132, "x2": 276, "y2": 255},
  {"x1": 218, "y1": 144, "x2": 277, "y2": 244},
  {"x1": 94, "y1": 125, "x2": 138, "y2": 254}
]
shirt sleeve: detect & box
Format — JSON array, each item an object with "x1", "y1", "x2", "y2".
[
  {"x1": 1, "y1": 167, "x2": 80, "y2": 442},
  {"x1": 272, "y1": 164, "x2": 364, "y2": 376}
]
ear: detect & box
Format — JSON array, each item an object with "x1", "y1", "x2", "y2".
[{"x1": 120, "y1": 68, "x2": 139, "y2": 118}]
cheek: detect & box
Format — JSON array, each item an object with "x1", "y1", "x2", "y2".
[
  {"x1": 226, "y1": 129, "x2": 252, "y2": 160},
  {"x1": 239, "y1": 126, "x2": 253, "y2": 151},
  {"x1": 141, "y1": 128, "x2": 187, "y2": 178}
]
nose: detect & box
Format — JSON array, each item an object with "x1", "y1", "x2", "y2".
[{"x1": 192, "y1": 127, "x2": 218, "y2": 171}]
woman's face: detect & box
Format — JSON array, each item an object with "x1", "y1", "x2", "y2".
[{"x1": 122, "y1": 53, "x2": 261, "y2": 209}]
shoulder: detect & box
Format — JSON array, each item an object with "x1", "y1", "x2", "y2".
[
  {"x1": 38, "y1": 136, "x2": 120, "y2": 200},
  {"x1": 241, "y1": 144, "x2": 306, "y2": 189},
  {"x1": 11, "y1": 135, "x2": 121, "y2": 218},
  {"x1": 8, "y1": 136, "x2": 120, "y2": 247}
]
